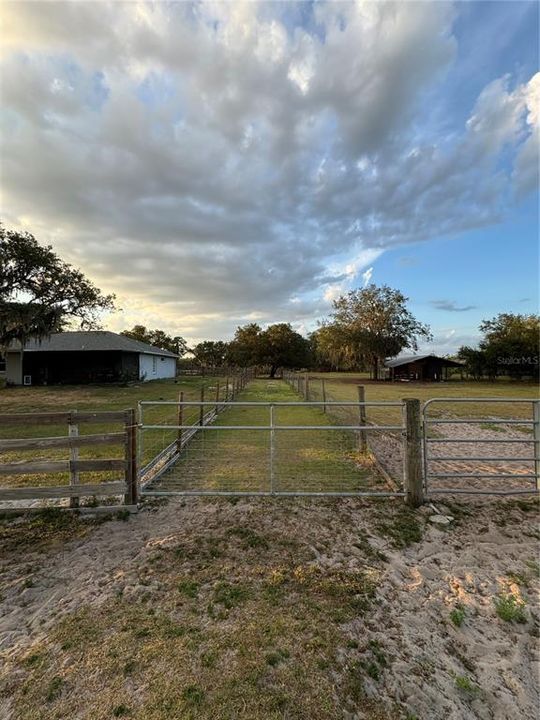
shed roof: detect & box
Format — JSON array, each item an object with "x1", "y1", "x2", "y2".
[
  {"x1": 384, "y1": 354, "x2": 463, "y2": 368},
  {"x1": 8, "y1": 331, "x2": 178, "y2": 358}
]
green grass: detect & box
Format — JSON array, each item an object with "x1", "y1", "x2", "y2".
[
  {"x1": 152, "y1": 379, "x2": 385, "y2": 494},
  {"x1": 0, "y1": 376, "x2": 224, "y2": 489},
  {"x1": 493, "y1": 593, "x2": 527, "y2": 623},
  {"x1": 449, "y1": 604, "x2": 466, "y2": 627},
  {"x1": 304, "y1": 372, "x2": 538, "y2": 425},
  {"x1": 6, "y1": 512, "x2": 393, "y2": 720},
  {"x1": 375, "y1": 506, "x2": 424, "y2": 548}
]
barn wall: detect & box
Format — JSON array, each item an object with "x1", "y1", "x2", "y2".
[
  {"x1": 139, "y1": 354, "x2": 176, "y2": 381},
  {"x1": 6, "y1": 352, "x2": 23, "y2": 385}
]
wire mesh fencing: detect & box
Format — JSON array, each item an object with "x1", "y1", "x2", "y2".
[
  {"x1": 284, "y1": 372, "x2": 540, "y2": 497},
  {"x1": 139, "y1": 400, "x2": 403, "y2": 496}
]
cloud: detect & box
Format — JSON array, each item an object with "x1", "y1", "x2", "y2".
[
  {"x1": 361, "y1": 267, "x2": 374, "y2": 287},
  {"x1": 0, "y1": 2, "x2": 537, "y2": 340},
  {"x1": 430, "y1": 300, "x2": 477, "y2": 312}
]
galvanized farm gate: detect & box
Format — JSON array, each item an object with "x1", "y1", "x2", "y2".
[
  {"x1": 138, "y1": 393, "x2": 540, "y2": 504},
  {"x1": 422, "y1": 398, "x2": 540, "y2": 497},
  {"x1": 138, "y1": 399, "x2": 421, "y2": 501}
]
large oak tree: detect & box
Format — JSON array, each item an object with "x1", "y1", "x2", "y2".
[
  {"x1": 322, "y1": 284, "x2": 432, "y2": 378},
  {"x1": 0, "y1": 226, "x2": 115, "y2": 350}
]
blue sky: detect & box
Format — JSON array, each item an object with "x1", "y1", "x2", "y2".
[{"x1": 1, "y1": 1, "x2": 538, "y2": 351}]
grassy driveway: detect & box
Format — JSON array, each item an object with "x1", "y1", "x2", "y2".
[{"x1": 148, "y1": 379, "x2": 386, "y2": 495}]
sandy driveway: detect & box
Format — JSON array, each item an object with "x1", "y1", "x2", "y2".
[{"x1": 0, "y1": 495, "x2": 538, "y2": 719}]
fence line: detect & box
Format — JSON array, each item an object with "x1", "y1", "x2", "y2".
[
  {"x1": 0, "y1": 409, "x2": 138, "y2": 508},
  {"x1": 139, "y1": 370, "x2": 252, "y2": 488},
  {"x1": 283, "y1": 371, "x2": 540, "y2": 498}
]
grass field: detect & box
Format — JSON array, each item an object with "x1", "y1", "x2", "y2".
[
  {"x1": 0, "y1": 377, "x2": 225, "y2": 490},
  {"x1": 305, "y1": 373, "x2": 539, "y2": 425},
  {"x1": 148, "y1": 379, "x2": 385, "y2": 495}
]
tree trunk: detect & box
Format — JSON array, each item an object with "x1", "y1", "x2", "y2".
[
  {"x1": 269, "y1": 365, "x2": 277, "y2": 378},
  {"x1": 373, "y1": 356, "x2": 379, "y2": 380}
]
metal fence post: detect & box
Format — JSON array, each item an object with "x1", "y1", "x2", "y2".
[
  {"x1": 357, "y1": 386, "x2": 367, "y2": 454},
  {"x1": 177, "y1": 391, "x2": 184, "y2": 451},
  {"x1": 199, "y1": 386, "x2": 205, "y2": 426},
  {"x1": 68, "y1": 410, "x2": 79, "y2": 508},
  {"x1": 270, "y1": 404, "x2": 275, "y2": 494},
  {"x1": 534, "y1": 400, "x2": 540, "y2": 491},
  {"x1": 403, "y1": 398, "x2": 424, "y2": 507}
]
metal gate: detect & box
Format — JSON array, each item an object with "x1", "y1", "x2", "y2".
[
  {"x1": 422, "y1": 398, "x2": 539, "y2": 496},
  {"x1": 138, "y1": 400, "x2": 405, "y2": 497}
]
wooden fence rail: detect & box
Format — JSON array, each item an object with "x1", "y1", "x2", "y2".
[{"x1": 0, "y1": 409, "x2": 138, "y2": 508}]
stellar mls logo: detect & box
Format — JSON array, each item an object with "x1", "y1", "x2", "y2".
[{"x1": 497, "y1": 356, "x2": 539, "y2": 365}]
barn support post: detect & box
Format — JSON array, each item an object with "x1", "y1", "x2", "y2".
[
  {"x1": 357, "y1": 386, "x2": 367, "y2": 454},
  {"x1": 124, "y1": 408, "x2": 138, "y2": 506},
  {"x1": 403, "y1": 398, "x2": 424, "y2": 507},
  {"x1": 68, "y1": 410, "x2": 79, "y2": 508}
]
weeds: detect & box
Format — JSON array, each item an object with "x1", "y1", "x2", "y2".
[
  {"x1": 454, "y1": 675, "x2": 479, "y2": 695},
  {"x1": 450, "y1": 604, "x2": 466, "y2": 627},
  {"x1": 494, "y1": 594, "x2": 527, "y2": 623},
  {"x1": 375, "y1": 507, "x2": 423, "y2": 548}
]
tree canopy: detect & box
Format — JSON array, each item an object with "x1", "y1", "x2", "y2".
[
  {"x1": 227, "y1": 322, "x2": 310, "y2": 376},
  {"x1": 458, "y1": 313, "x2": 539, "y2": 380},
  {"x1": 121, "y1": 325, "x2": 187, "y2": 356},
  {"x1": 319, "y1": 284, "x2": 432, "y2": 377},
  {"x1": 0, "y1": 226, "x2": 115, "y2": 348},
  {"x1": 191, "y1": 340, "x2": 228, "y2": 368}
]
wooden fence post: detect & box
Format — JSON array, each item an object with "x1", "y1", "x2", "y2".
[
  {"x1": 124, "y1": 408, "x2": 138, "y2": 506},
  {"x1": 225, "y1": 376, "x2": 230, "y2": 401},
  {"x1": 304, "y1": 373, "x2": 309, "y2": 401},
  {"x1": 403, "y1": 398, "x2": 424, "y2": 507},
  {"x1": 321, "y1": 378, "x2": 327, "y2": 414},
  {"x1": 215, "y1": 381, "x2": 220, "y2": 413},
  {"x1": 357, "y1": 386, "x2": 367, "y2": 454},
  {"x1": 199, "y1": 386, "x2": 205, "y2": 426},
  {"x1": 176, "y1": 391, "x2": 184, "y2": 451},
  {"x1": 68, "y1": 410, "x2": 79, "y2": 508}
]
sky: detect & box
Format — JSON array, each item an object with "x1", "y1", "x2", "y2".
[{"x1": 1, "y1": 0, "x2": 538, "y2": 353}]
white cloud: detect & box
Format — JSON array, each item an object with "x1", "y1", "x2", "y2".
[{"x1": 0, "y1": 2, "x2": 537, "y2": 339}]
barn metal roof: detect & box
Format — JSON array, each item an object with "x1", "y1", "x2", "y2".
[
  {"x1": 9, "y1": 331, "x2": 178, "y2": 358},
  {"x1": 384, "y1": 354, "x2": 462, "y2": 368}
]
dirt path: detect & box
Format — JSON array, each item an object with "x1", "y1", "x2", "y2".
[{"x1": 1, "y1": 496, "x2": 538, "y2": 719}]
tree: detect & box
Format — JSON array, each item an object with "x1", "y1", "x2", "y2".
[
  {"x1": 121, "y1": 325, "x2": 187, "y2": 356},
  {"x1": 227, "y1": 322, "x2": 310, "y2": 376},
  {"x1": 457, "y1": 346, "x2": 488, "y2": 380},
  {"x1": 324, "y1": 284, "x2": 432, "y2": 378},
  {"x1": 458, "y1": 314, "x2": 539, "y2": 381},
  {"x1": 0, "y1": 226, "x2": 115, "y2": 352},
  {"x1": 259, "y1": 323, "x2": 311, "y2": 378},
  {"x1": 227, "y1": 323, "x2": 263, "y2": 367},
  {"x1": 191, "y1": 340, "x2": 229, "y2": 368},
  {"x1": 311, "y1": 324, "x2": 366, "y2": 371}
]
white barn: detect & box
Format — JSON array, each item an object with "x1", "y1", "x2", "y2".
[{"x1": 5, "y1": 331, "x2": 178, "y2": 385}]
